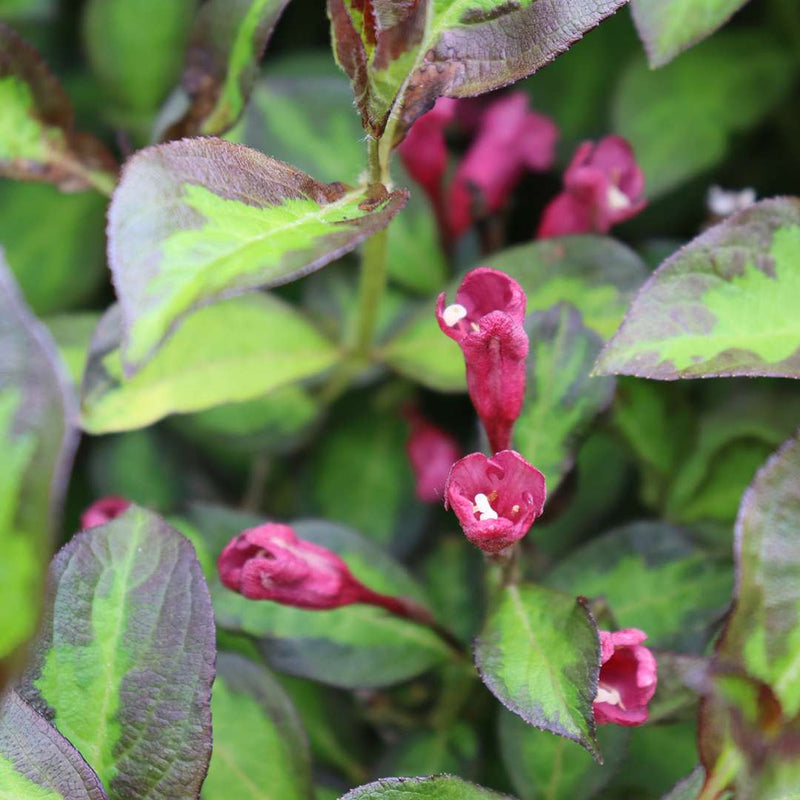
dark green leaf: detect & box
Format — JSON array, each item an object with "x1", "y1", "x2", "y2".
[
  {"x1": 339, "y1": 776, "x2": 513, "y2": 800},
  {"x1": 596, "y1": 199, "x2": 800, "y2": 379},
  {"x1": 0, "y1": 23, "x2": 116, "y2": 191},
  {"x1": 499, "y1": 709, "x2": 628, "y2": 800},
  {"x1": 190, "y1": 505, "x2": 451, "y2": 689},
  {"x1": 474, "y1": 583, "x2": 600, "y2": 758},
  {"x1": 661, "y1": 768, "x2": 706, "y2": 800},
  {"x1": 0, "y1": 689, "x2": 107, "y2": 800},
  {"x1": 547, "y1": 521, "x2": 732, "y2": 651},
  {"x1": 80, "y1": 296, "x2": 339, "y2": 433},
  {"x1": 108, "y1": 137, "x2": 407, "y2": 369},
  {"x1": 612, "y1": 33, "x2": 793, "y2": 197},
  {"x1": 202, "y1": 652, "x2": 313, "y2": 800},
  {"x1": 514, "y1": 305, "x2": 615, "y2": 495},
  {"x1": 376, "y1": 726, "x2": 478, "y2": 780},
  {"x1": 382, "y1": 236, "x2": 647, "y2": 392},
  {"x1": 165, "y1": 0, "x2": 292, "y2": 139},
  {"x1": 0, "y1": 254, "x2": 77, "y2": 688},
  {"x1": 631, "y1": 0, "x2": 751, "y2": 67},
  {"x1": 18, "y1": 505, "x2": 216, "y2": 800}
]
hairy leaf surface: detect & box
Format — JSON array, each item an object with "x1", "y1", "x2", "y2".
[{"x1": 339, "y1": 776, "x2": 513, "y2": 799}]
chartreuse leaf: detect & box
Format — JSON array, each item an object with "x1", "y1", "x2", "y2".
[
  {"x1": 109, "y1": 138, "x2": 407, "y2": 369},
  {"x1": 328, "y1": 0, "x2": 627, "y2": 142},
  {"x1": 596, "y1": 199, "x2": 800, "y2": 379},
  {"x1": 513, "y1": 305, "x2": 615, "y2": 495},
  {"x1": 0, "y1": 24, "x2": 116, "y2": 191},
  {"x1": 44, "y1": 312, "x2": 101, "y2": 386},
  {"x1": 382, "y1": 236, "x2": 647, "y2": 392},
  {"x1": 0, "y1": 255, "x2": 76, "y2": 689},
  {"x1": 190, "y1": 505, "x2": 450, "y2": 689},
  {"x1": 165, "y1": 0, "x2": 291, "y2": 139},
  {"x1": 18, "y1": 505, "x2": 216, "y2": 800},
  {"x1": 242, "y1": 61, "x2": 445, "y2": 293},
  {"x1": 339, "y1": 776, "x2": 512, "y2": 800},
  {"x1": 499, "y1": 710, "x2": 628, "y2": 800},
  {"x1": 203, "y1": 652, "x2": 313, "y2": 800},
  {"x1": 475, "y1": 583, "x2": 600, "y2": 758},
  {"x1": 631, "y1": 0, "x2": 750, "y2": 67},
  {"x1": 612, "y1": 33, "x2": 792, "y2": 198},
  {"x1": 0, "y1": 181, "x2": 107, "y2": 314},
  {"x1": 0, "y1": 690, "x2": 107, "y2": 800},
  {"x1": 80, "y1": 295, "x2": 339, "y2": 433},
  {"x1": 547, "y1": 522, "x2": 732, "y2": 651}
]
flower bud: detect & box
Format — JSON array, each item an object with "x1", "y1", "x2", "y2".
[
  {"x1": 81, "y1": 496, "x2": 130, "y2": 529},
  {"x1": 405, "y1": 411, "x2": 461, "y2": 503},
  {"x1": 445, "y1": 450, "x2": 545, "y2": 553},
  {"x1": 436, "y1": 267, "x2": 528, "y2": 453},
  {"x1": 594, "y1": 628, "x2": 658, "y2": 726},
  {"x1": 217, "y1": 523, "x2": 370, "y2": 610}
]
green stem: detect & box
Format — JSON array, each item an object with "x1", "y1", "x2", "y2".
[
  {"x1": 697, "y1": 744, "x2": 742, "y2": 800},
  {"x1": 54, "y1": 152, "x2": 117, "y2": 197}
]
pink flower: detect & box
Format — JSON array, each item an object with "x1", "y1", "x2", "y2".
[
  {"x1": 405, "y1": 411, "x2": 461, "y2": 503},
  {"x1": 538, "y1": 135, "x2": 646, "y2": 238},
  {"x1": 444, "y1": 450, "x2": 546, "y2": 553},
  {"x1": 400, "y1": 93, "x2": 557, "y2": 241},
  {"x1": 436, "y1": 267, "x2": 528, "y2": 453},
  {"x1": 448, "y1": 93, "x2": 557, "y2": 238},
  {"x1": 594, "y1": 629, "x2": 658, "y2": 726},
  {"x1": 81, "y1": 496, "x2": 131, "y2": 529},
  {"x1": 218, "y1": 523, "x2": 369, "y2": 610}
]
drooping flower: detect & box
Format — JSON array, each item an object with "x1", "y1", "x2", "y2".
[
  {"x1": 444, "y1": 450, "x2": 546, "y2": 553},
  {"x1": 594, "y1": 628, "x2": 658, "y2": 726},
  {"x1": 400, "y1": 92, "x2": 557, "y2": 241},
  {"x1": 538, "y1": 135, "x2": 646, "y2": 238},
  {"x1": 436, "y1": 267, "x2": 528, "y2": 453},
  {"x1": 405, "y1": 410, "x2": 461, "y2": 503},
  {"x1": 81, "y1": 496, "x2": 130, "y2": 529}
]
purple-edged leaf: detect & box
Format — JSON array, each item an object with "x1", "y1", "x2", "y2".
[
  {"x1": 339, "y1": 775, "x2": 514, "y2": 800},
  {"x1": 513, "y1": 304, "x2": 615, "y2": 496},
  {"x1": 164, "y1": 0, "x2": 292, "y2": 139},
  {"x1": 109, "y1": 137, "x2": 407, "y2": 370},
  {"x1": 0, "y1": 689, "x2": 107, "y2": 799},
  {"x1": 0, "y1": 23, "x2": 117, "y2": 191},
  {"x1": 660, "y1": 767, "x2": 706, "y2": 800},
  {"x1": 0, "y1": 252, "x2": 77, "y2": 689},
  {"x1": 203, "y1": 652, "x2": 313, "y2": 800},
  {"x1": 328, "y1": 0, "x2": 628, "y2": 142},
  {"x1": 18, "y1": 505, "x2": 216, "y2": 800},
  {"x1": 474, "y1": 583, "x2": 600, "y2": 759},
  {"x1": 595, "y1": 198, "x2": 800, "y2": 380},
  {"x1": 631, "y1": 0, "x2": 750, "y2": 67}
]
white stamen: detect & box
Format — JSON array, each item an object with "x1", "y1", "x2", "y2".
[
  {"x1": 473, "y1": 493, "x2": 499, "y2": 521},
  {"x1": 606, "y1": 184, "x2": 631, "y2": 211},
  {"x1": 443, "y1": 303, "x2": 468, "y2": 327},
  {"x1": 595, "y1": 684, "x2": 625, "y2": 708}
]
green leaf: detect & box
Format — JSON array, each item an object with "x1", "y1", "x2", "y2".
[
  {"x1": 43, "y1": 312, "x2": 101, "y2": 387},
  {"x1": 0, "y1": 181, "x2": 107, "y2": 314},
  {"x1": 547, "y1": 522, "x2": 732, "y2": 651},
  {"x1": 499, "y1": 709, "x2": 628, "y2": 800},
  {"x1": 382, "y1": 236, "x2": 647, "y2": 392},
  {"x1": 474, "y1": 583, "x2": 600, "y2": 758},
  {"x1": 165, "y1": 0, "x2": 291, "y2": 139},
  {"x1": 328, "y1": 0, "x2": 627, "y2": 143},
  {"x1": 0, "y1": 689, "x2": 107, "y2": 800},
  {"x1": 596, "y1": 199, "x2": 800, "y2": 379},
  {"x1": 0, "y1": 255, "x2": 76, "y2": 687},
  {"x1": 631, "y1": 0, "x2": 751, "y2": 67},
  {"x1": 339, "y1": 776, "x2": 513, "y2": 800},
  {"x1": 80, "y1": 295, "x2": 339, "y2": 433},
  {"x1": 716, "y1": 433, "x2": 800, "y2": 717},
  {"x1": 0, "y1": 0, "x2": 55, "y2": 21},
  {"x1": 203, "y1": 652, "x2": 313, "y2": 800},
  {"x1": 108, "y1": 137, "x2": 407, "y2": 369},
  {"x1": 514, "y1": 305, "x2": 615, "y2": 495},
  {"x1": 661, "y1": 768, "x2": 706, "y2": 800},
  {"x1": 240, "y1": 62, "x2": 446, "y2": 294},
  {"x1": 612, "y1": 33, "x2": 793, "y2": 198},
  {"x1": 0, "y1": 24, "x2": 116, "y2": 191},
  {"x1": 81, "y1": 0, "x2": 194, "y2": 132},
  {"x1": 18, "y1": 505, "x2": 216, "y2": 800},
  {"x1": 190, "y1": 505, "x2": 451, "y2": 688},
  {"x1": 376, "y1": 725, "x2": 478, "y2": 780}
]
